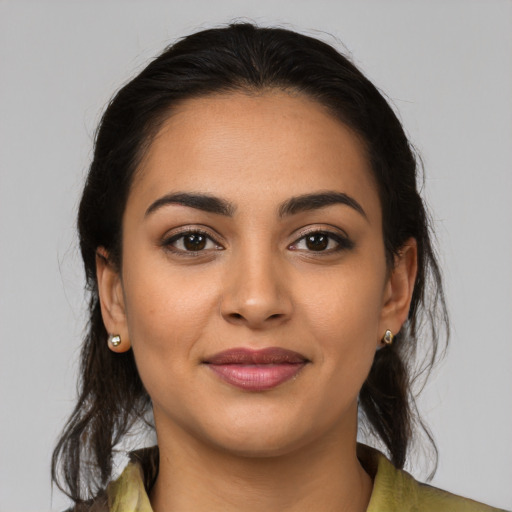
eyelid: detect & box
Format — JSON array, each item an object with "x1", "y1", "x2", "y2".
[{"x1": 293, "y1": 224, "x2": 349, "y2": 240}]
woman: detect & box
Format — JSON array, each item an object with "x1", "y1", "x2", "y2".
[{"x1": 52, "y1": 23, "x2": 506, "y2": 511}]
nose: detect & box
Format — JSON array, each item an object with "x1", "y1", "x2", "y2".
[{"x1": 220, "y1": 249, "x2": 293, "y2": 329}]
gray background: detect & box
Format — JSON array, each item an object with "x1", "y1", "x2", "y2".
[{"x1": 1, "y1": 1, "x2": 511, "y2": 510}]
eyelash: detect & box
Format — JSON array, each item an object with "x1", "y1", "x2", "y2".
[{"x1": 161, "y1": 228, "x2": 354, "y2": 256}]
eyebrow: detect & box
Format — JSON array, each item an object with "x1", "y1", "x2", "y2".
[
  {"x1": 278, "y1": 191, "x2": 367, "y2": 220},
  {"x1": 145, "y1": 190, "x2": 367, "y2": 220},
  {"x1": 145, "y1": 192, "x2": 236, "y2": 218}
]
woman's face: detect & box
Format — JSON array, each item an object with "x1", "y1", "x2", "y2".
[{"x1": 99, "y1": 91, "x2": 413, "y2": 457}]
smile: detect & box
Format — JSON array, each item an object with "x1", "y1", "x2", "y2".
[{"x1": 203, "y1": 347, "x2": 309, "y2": 391}]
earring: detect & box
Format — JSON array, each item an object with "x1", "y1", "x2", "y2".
[
  {"x1": 382, "y1": 329, "x2": 394, "y2": 346},
  {"x1": 108, "y1": 334, "x2": 122, "y2": 347}
]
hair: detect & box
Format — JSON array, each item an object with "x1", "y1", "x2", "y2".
[{"x1": 52, "y1": 22, "x2": 448, "y2": 505}]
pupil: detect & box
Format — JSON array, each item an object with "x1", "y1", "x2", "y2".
[
  {"x1": 184, "y1": 233, "x2": 206, "y2": 251},
  {"x1": 306, "y1": 234, "x2": 328, "y2": 251}
]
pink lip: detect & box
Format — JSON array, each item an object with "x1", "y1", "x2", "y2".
[{"x1": 204, "y1": 347, "x2": 309, "y2": 391}]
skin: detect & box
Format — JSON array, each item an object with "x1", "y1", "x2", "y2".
[{"x1": 97, "y1": 91, "x2": 417, "y2": 512}]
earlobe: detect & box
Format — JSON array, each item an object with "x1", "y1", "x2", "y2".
[
  {"x1": 96, "y1": 248, "x2": 131, "y2": 352},
  {"x1": 379, "y1": 238, "x2": 418, "y2": 344}
]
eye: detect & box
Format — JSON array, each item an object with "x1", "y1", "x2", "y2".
[
  {"x1": 289, "y1": 230, "x2": 353, "y2": 253},
  {"x1": 162, "y1": 230, "x2": 223, "y2": 254}
]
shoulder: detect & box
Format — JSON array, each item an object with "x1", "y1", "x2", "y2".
[
  {"x1": 412, "y1": 481, "x2": 507, "y2": 512},
  {"x1": 63, "y1": 447, "x2": 158, "y2": 512},
  {"x1": 358, "y1": 444, "x2": 509, "y2": 512}
]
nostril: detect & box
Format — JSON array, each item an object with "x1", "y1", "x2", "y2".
[{"x1": 226, "y1": 312, "x2": 286, "y2": 323}]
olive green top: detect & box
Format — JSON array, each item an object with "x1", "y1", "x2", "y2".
[{"x1": 101, "y1": 445, "x2": 508, "y2": 512}]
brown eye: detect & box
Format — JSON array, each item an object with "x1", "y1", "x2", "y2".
[
  {"x1": 305, "y1": 233, "x2": 329, "y2": 251},
  {"x1": 163, "y1": 230, "x2": 223, "y2": 254},
  {"x1": 289, "y1": 230, "x2": 354, "y2": 253},
  {"x1": 183, "y1": 233, "x2": 207, "y2": 251}
]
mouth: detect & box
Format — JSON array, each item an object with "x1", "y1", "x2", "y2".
[{"x1": 203, "y1": 347, "x2": 309, "y2": 391}]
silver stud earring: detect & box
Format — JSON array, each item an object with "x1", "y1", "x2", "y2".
[
  {"x1": 382, "y1": 329, "x2": 394, "y2": 346},
  {"x1": 108, "y1": 334, "x2": 122, "y2": 347}
]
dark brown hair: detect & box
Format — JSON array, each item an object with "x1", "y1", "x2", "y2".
[{"x1": 52, "y1": 22, "x2": 448, "y2": 505}]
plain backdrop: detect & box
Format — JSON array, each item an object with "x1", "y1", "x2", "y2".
[{"x1": 1, "y1": 1, "x2": 511, "y2": 511}]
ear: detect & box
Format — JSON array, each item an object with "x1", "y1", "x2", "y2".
[
  {"x1": 378, "y1": 238, "x2": 418, "y2": 346},
  {"x1": 96, "y1": 247, "x2": 131, "y2": 353}
]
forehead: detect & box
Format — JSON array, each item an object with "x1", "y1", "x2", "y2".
[{"x1": 130, "y1": 91, "x2": 380, "y2": 222}]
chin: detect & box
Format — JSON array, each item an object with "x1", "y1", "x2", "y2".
[
  {"x1": 209, "y1": 432, "x2": 306, "y2": 459},
  {"x1": 196, "y1": 414, "x2": 320, "y2": 459}
]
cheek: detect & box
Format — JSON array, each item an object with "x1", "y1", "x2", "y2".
[
  {"x1": 121, "y1": 257, "x2": 221, "y2": 371},
  {"x1": 121, "y1": 265, "x2": 224, "y2": 418},
  {"x1": 296, "y1": 260, "x2": 386, "y2": 377},
  {"x1": 300, "y1": 263, "x2": 385, "y2": 336}
]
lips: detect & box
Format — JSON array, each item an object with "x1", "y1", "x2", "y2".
[{"x1": 203, "y1": 347, "x2": 309, "y2": 391}]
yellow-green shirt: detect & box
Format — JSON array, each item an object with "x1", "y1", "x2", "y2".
[{"x1": 101, "y1": 445, "x2": 508, "y2": 512}]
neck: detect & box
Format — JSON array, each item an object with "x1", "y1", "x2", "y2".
[{"x1": 150, "y1": 414, "x2": 372, "y2": 512}]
